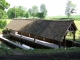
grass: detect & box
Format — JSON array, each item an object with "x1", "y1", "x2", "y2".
[
  {"x1": 74, "y1": 20, "x2": 80, "y2": 38},
  {"x1": 0, "y1": 19, "x2": 12, "y2": 24},
  {"x1": 23, "y1": 47, "x2": 80, "y2": 54},
  {"x1": 0, "y1": 47, "x2": 80, "y2": 55},
  {"x1": 46, "y1": 15, "x2": 80, "y2": 20}
]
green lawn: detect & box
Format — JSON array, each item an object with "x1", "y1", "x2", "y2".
[
  {"x1": 46, "y1": 15, "x2": 80, "y2": 20},
  {"x1": 0, "y1": 47, "x2": 80, "y2": 55}
]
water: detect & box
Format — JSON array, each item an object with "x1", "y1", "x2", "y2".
[
  {"x1": 0, "y1": 36, "x2": 34, "y2": 50},
  {"x1": 0, "y1": 34, "x2": 59, "y2": 49},
  {"x1": 8, "y1": 37, "x2": 34, "y2": 49}
]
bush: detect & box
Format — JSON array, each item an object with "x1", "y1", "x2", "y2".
[
  {"x1": 0, "y1": 20, "x2": 7, "y2": 29},
  {"x1": 2, "y1": 29, "x2": 10, "y2": 34}
]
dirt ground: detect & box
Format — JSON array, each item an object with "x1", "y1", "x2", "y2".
[{"x1": 0, "y1": 52, "x2": 80, "y2": 60}]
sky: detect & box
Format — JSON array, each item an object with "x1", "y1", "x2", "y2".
[{"x1": 6, "y1": 0, "x2": 80, "y2": 16}]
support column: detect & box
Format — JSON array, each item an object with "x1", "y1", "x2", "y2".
[
  {"x1": 29, "y1": 34, "x2": 30, "y2": 37},
  {"x1": 34, "y1": 35, "x2": 36, "y2": 48},
  {"x1": 59, "y1": 41, "x2": 61, "y2": 49},
  {"x1": 20, "y1": 32, "x2": 22, "y2": 45},
  {"x1": 43, "y1": 38, "x2": 45, "y2": 41},
  {"x1": 63, "y1": 35, "x2": 66, "y2": 49},
  {"x1": 6, "y1": 28, "x2": 9, "y2": 34},
  {"x1": 72, "y1": 31, "x2": 75, "y2": 46},
  {"x1": 73, "y1": 31, "x2": 75, "y2": 41}
]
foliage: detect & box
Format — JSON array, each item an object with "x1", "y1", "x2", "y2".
[
  {"x1": 2, "y1": 29, "x2": 10, "y2": 34},
  {"x1": 0, "y1": 20, "x2": 7, "y2": 29},
  {"x1": 40, "y1": 4, "x2": 47, "y2": 18},
  {"x1": 0, "y1": 0, "x2": 10, "y2": 10},
  {"x1": 28, "y1": 6, "x2": 39, "y2": 18},
  {"x1": 28, "y1": 8, "x2": 32, "y2": 17},
  {"x1": 24, "y1": 12, "x2": 29, "y2": 18},
  {"x1": 65, "y1": 0, "x2": 76, "y2": 18},
  {"x1": 7, "y1": 6, "x2": 29, "y2": 19},
  {"x1": 28, "y1": 4, "x2": 47, "y2": 18},
  {"x1": 16, "y1": 6, "x2": 27, "y2": 17},
  {"x1": 0, "y1": 19, "x2": 11, "y2": 33},
  {"x1": 7, "y1": 7, "x2": 15, "y2": 18},
  {"x1": 0, "y1": 9, "x2": 8, "y2": 19},
  {"x1": 0, "y1": 0, "x2": 10, "y2": 19},
  {"x1": 32, "y1": 6, "x2": 39, "y2": 17},
  {"x1": 37, "y1": 12, "x2": 44, "y2": 19}
]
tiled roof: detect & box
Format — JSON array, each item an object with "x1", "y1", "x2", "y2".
[{"x1": 6, "y1": 19, "x2": 77, "y2": 41}]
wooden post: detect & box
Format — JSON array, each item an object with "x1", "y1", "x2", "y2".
[
  {"x1": 72, "y1": 31, "x2": 75, "y2": 46},
  {"x1": 6, "y1": 28, "x2": 9, "y2": 34},
  {"x1": 59, "y1": 41, "x2": 61, "y2": 49},
  {"x1": 43, "y1": 38, "x2": 45, "y2": 41},
  {"x1": 34, "y1": 35, "x2": 36, "y2": 48},
  {"x1": 29, "y1": 34, "x2": 30, "y2": 37},
  {"x1": 63, "y1": 35, "x2": 66, "y2": 49},
  {"x1": 20, "y1": 32, "x2": 22, "y2": 45},
  {"x1": 73, "y1": 31, "x2": 75, "y2": 41}
]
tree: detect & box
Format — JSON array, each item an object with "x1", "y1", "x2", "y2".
[
  {"x1": 28, "y1": 6, "x2": 39, "y2": 18},
  {"x1": 37, "y1": 12, "x2": 44, "y2": 19},
  {"x1": 7, "y1": 6, "x2": 29, "y2": 19},
  {"x1": 32, "y1": 6, "x2": 39, "y2": 17},
  {"x1": 0, "y1": 0, "x2": 10, "y2": 18},
  {"x1": 24, "y1": 12, "x2": 29, "y2": 18},
  {"x1": 0, "y1": 20, "x2": 7, "y2": 29},
  {"x1": 28, "y1": 8, "x2": 32, "y2": 17},
  {"x1": 7, "y1": 7, "x2": 15, "y2": 18},
  {"x1": 0, "y1": 9, "x2": 8, "y2": 19},
  {"x1": 65, "y1": 0, "x2": 76, "y2": 18},
  {"x1": 40, "y1": 4, "x2": 47, "y2": 18},
  {"x1": 16, "y1": 6, "x2": 27, "y2": 17},
  {"x1": 0, "y1": 0, "x2": 10, "y2": 10}
]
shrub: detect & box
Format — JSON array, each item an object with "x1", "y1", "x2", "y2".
[
  {"x1": 2, "y1": 29, "x2": 10, "y2": 34},
  {"x1": 0, "y1": 20, "x2": 7, "y2": 29}
]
